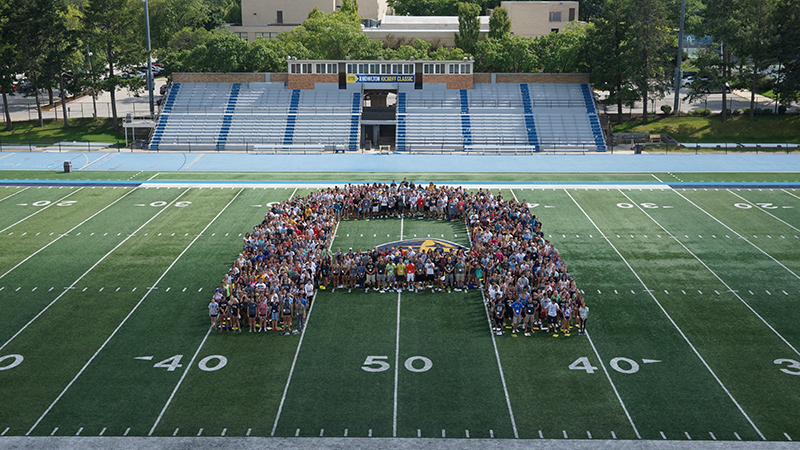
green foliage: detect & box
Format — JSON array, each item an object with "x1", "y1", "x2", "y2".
[
  {"x1": 387, "y1": 0, "x2": 463, "y2": 17},
  {"x1": 488, "y1": 7, "x2": 510, "y2": 39},
  {"x1": 773, "y1": 0, "x2": 800, "y2": 105},
  {"x1": 454, "y1": 2, "x2": 481, "y2": 55},
  {"x1": 661, "y1": 105, "x2": 672, "y2": 115},
  {"x1": 474, "y1": 36, "x2": 537, "y2": 73},
  {"x1": 531, "y1": 22, "x2": 587, "y2": 73}
]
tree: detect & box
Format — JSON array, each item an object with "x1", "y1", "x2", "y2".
[
  {"x1": 488, "y1": 6, "x2": 510, "y2": 39},
  {"x1": 454, "y1": 2, "x2": 481, "y2": 55},
  {"x1": 0, "y1": 0, "x2": 16, "y2": 130},
  {"x1": 474, "y1": 35, "x2": 537, "y2": 73},
  {"x1": 83, "y1": 0, "x2": 145, "y2": 131},
  {"x1": 13, "y1": 0, "x2": 76, "y2": 128},
  {"x1": 583, "y1": 3, "x2": 637, "y2": 123},
  {"x1": 733, "y1": 0, "x2": 778, "y2": 120},
  {"x1": 531, "y1": 22, "x2": 587, "y2": 73},
  {"x1": 773, "y1": 0, "x2": 800, "y2": 106},
  {"x1": 701, "y1": 0, "x2": 737, "y2": 122},
  {"x1": 387, "y1": 0, "x2": 461, "y2": 17},
  {"x1": 624, "y1": 0, "x2": 673, "y2": 124}
]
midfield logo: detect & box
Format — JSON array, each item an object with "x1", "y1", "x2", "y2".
[{"x1": 375, "y1": 238, "x2": 469, "y2": 254}]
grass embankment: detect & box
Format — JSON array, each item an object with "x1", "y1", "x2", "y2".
[
  {"x1": 0, "y1": 118, "x2": 125, "y2": 145},
  {"x1": 613, "y1": 115, "x2": 800, "y2": 143}
]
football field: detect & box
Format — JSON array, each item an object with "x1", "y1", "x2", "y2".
[{"x1": 1, "y1": 170, "x2": 800, "y2": 444}]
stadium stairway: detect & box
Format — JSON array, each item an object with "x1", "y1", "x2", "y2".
[
  {"x1": 581, "y1": 84, "x2": 606, "y2": 152},
  {"x1": 149, "y1": 83, "x2": 181, "y2": 151},
  {"x1": 216, "y1": 83, "x2": 241, "y2": 151},
  {"x1": 519, "y1": 84, "x2": 541, "y2": 151},
  {"x1": 459, "y1": 90, "x2": 473, "y2": 148},
  {"x1": 348, "y1": 92, "x2": 361, "y2": 151},
  {"x1": 282, "y1": 89, "x2": 300, "y2": 147},
  {"x1": 396, "y1": 92, "x2": 407, "y2": 152}
]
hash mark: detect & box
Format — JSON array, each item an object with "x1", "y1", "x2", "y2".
[
  {"x1": 685, "y1": 432, "x2": 692, "y2": 440},
  {"x1": 221, "y1": 428, "x2": 226, "y2": 436},
  {"x1": 1, "y1": 427, "x2": 8, "y2": 436},
  {"x1": 344, "y1": 429, "x2": 348, "y2": 437},
  {"x1": 295, "y1": 429, "x2": 300, "y2": 437},
  {"x1": 538, "y1": 430, "x2": 543, "y2": 438},
  {"x1": 417, "y1": 429, "x2": 421, "y2": 437},
  {"x1": 368, "y1": 429, "x2": 372, "y2": 437},
  {"x1": 320, "y1": 429, "x2": 324, "y2": 437},
  {"x1": 563, "y1": 430, "x2": 568, "y2": 439},
  {"x1": 587, "y1": 431, "x2": 592, "y2": 439},
  {"x1": 785, "y1": 433, "x2": 792, "y2": 441},
  {"x1": 51, "y1": 427, "x2": 58, "y2": 436},
  {"x1": 734, "y1": 432, "x2": 741, "y2": 440},
  {"x1": 442, "y1": 429, "x2": 446, "y2": 438},
  {"x1": 124, "y1": 428, "x2": 130, "y2": 436},
  {"x1": 173, "y1": 428, "x2": 179, "y2": 436},
  {"x1": 99, "y1": 427, "x2": 106, "y2": 436},
  {"x1": 246, "y1": 428, "x2": 251, "y2": 436},
  {"x1": 76, "y1": 427, "x2": 83, "y2": 436},
  {"x1": 197, "y1": 428, "x2": 203, "y2": 436},
  {"x1": 611, "y1": 431, "x2": 616, "y2": 439},
  {"x1": 660, "y1": 431, "x2": 666, "y2": 439},
  {"x1": 490, "y1": 430, "x2": 494, "y2": 438},
  {"x1": 466, "y1": 429, "x2": 470, "y2": 438},
  {"x1": 710, "y1": 432, "x2": 716, "y2": 440}
]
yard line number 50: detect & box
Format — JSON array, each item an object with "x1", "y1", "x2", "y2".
[{"x1": 362, "y1": 355, "x2": 432, "y2": 373}]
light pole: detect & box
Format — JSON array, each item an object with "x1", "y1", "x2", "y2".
[
  {"x1": 86, "y1": 46, "x2": 97, "y2": 120},
  {"x1": 673, "y1": 0, "x2": 686, "y2": 115},
  {"x1": 143, "y1": 0, "x2": 154, "y2": 119}
]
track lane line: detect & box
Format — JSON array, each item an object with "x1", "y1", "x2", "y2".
[
  {"x1": 0, "y1": 188, "x2": 83, "y2": 234},
  {"x1": 1, "y1": 188, "x2": 192, "y2": 355},
  {"x1": 0, "y1": 188, "x2": 139, "y2": 281},
  {"x1": 620, "y1": 190, "x2": 800, "y2": 358},
  {"x1": 27, "y1": 187, "x2": 236, "y2": 436},
  {"x1": 565, "y1": 189, "x2": 765, "y2": 440}
]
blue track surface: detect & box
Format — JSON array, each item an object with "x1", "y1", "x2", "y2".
[{"x1": 1, "y1": 152, "x2": 800, "y2": 174}]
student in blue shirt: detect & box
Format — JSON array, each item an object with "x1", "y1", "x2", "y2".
[{"x1": 511, "y1": 296, "x2": 524, "y2": 334}]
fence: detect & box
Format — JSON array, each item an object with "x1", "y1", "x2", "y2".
[{"x1": 0, "y1": 101, "x2": 154, "y2": 123}]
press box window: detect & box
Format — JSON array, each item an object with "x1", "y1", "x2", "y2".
[
  {"x1": 549, "y1": 11, "x2": 561, "y2": 22},
  {"x1": 277, "y1": 11, "x2": 283, "y2": 24}
]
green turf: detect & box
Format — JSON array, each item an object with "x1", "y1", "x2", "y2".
[{"x1": 2, "y1": 176, "x2": 800, "y2": 441}]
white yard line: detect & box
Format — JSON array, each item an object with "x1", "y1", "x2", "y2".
[
  {"x1": 671, "y1": 190, "x2": 800, "y2": 280},
  {"x1": 726, "y1": 190, "x2": 800, "y2": 234},
  {"x1": 147, "y1": 172, "x2": 160, "y2": 181},
  {"x1": 270, "y1": 290, "x2": 318, "y2": 437},
  {"x1": 393, "y1": 291, "x2": 401, "y2": 437},
  {"x1": 0, "y1": 188, "x2": 138, "y2": 281},
  {"x1": 651, "y1": 174, "x2": 665, "y2": 183},
  {"x1": 28, "y1": 188, "x2": 240, "y2": 436},
  {"x1": 0, "y1": 186, "x2": 30, "y2": 203},
  {"x1": 782, "y1": 189, "x2": 800, "y2": 201},
  {"x1": 1, "y1": 188, "x2": 192, "y2": 354},
  {"x1": 479, "y1": 289, "x2": 518, "y2": 439},
  {"x1": 399, "y1": 215, "x2": 404, "y2": 241},
  {"x1": 584, "y1": 330, "x2": 641, "y2": 439},
  {"x1": 565, "y1": 189, "x2": 766, "y2": 441},
  {"x1": 148, "y1": 327, "x2": 212, "y2": 436},
  {"x1": 0, "y1": 188, "x2": 83, "y2": 234},
  {"x1": 619, "y1": 190, "x2": 800, "y2": 358}
]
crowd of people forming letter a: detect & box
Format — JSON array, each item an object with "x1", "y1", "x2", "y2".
[{"x1": 207, "y1": 180, "x2": 588, "y2": 337}]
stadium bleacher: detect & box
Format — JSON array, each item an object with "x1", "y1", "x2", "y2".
[{"x1": 149, "y1": 78, "x2": 605, "y2": 153}]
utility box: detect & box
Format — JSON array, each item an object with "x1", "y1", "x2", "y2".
[{"x1": 63, "y1": 161, "x2": 72, "y2": 173}]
